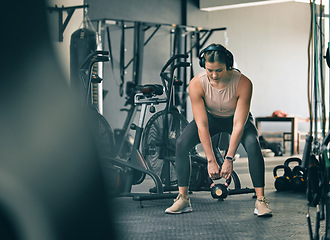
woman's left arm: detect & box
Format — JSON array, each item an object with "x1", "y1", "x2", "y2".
[{"x1": 220, "y1": 75, "x2": 252, "y2": 179}]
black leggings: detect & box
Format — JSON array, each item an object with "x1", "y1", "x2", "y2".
[{"x1": 175, "y1": 112, "x2": 265, "y2": 188}]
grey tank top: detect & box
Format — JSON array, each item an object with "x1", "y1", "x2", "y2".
[{"x1": 199, "y1": 69, "x2": 241, "y2": 117}]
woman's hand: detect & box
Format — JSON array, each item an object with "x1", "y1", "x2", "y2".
[
  {"x1": 208, "y1": 160, "x2": 221, "y2": 180},
  {"x1": 220, "y1": 159, "x2": 233, "y2": 180}
]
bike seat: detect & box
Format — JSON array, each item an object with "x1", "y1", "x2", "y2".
[{"x1": 136, "y1": 84, "x2": 164, "y2": 97}]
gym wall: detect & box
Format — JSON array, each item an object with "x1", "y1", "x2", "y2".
[
  {"x1": 206, "y1": 1, "x2": 315, "y2": 134},
  {"x1": 208, "y1": 2, "x2": 311, "y2": 118},
  {"x1": 82, "y1": 0, "x2": 314, "y2": 135},
  {"x1": 83, "y1": 0, "x2": 205, "y2": 130},
  {"x1": 47, "y1": 0, "x2": 321, "y2": 139},
  {"x1": 48, "y1": 0, "x2": 85, "y2": 81}
]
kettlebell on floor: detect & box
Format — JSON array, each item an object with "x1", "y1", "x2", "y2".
[
  {"x1": 273, "y1": 165, "x2": 292, "y2": 191},
  {"x1": 291, "y1": 165, "x2": 307, "y2": 192},
  {"x1": 284, "y1": 157, "x2": 302, "y2": 169},
  {"x1": 284, "y1": 157, "x2": 307, "y2": 192}
]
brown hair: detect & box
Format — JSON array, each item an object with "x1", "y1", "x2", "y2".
[{"x1": 203, "y1": 44, "x2": 233, "y2": 69}]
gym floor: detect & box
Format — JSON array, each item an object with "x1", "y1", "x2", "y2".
[{"x1": 110, "y1": 155, "x2": 324, "y2": 240}]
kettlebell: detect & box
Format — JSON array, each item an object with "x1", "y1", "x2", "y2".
[
  {"x1": 284, "y1": 157, "x2": 302, "y2": 169},
  {"x1": 273, "y1": 165, "x2": 292, "y2": 191},
  {"x1": 291, "y1": 165, "x2": 307, "y2": 192},
  {"x1": 210, "y1": 177, "x2": 231, "y2": 199}
]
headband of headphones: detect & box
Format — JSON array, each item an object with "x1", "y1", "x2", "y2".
[{"x1": 198, "y1": 45, "x2": 234, "y2": 69}]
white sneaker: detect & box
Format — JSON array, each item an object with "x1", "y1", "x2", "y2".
[
  {"x1": 165, "y1": 194, "x2": 192, "y2": 214},
  {"x1": 254, "y1": 196, "x2": 272, "y2": 217}
]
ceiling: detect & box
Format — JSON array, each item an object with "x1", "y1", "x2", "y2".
[{"x1": 199, "y1": 0, "x2": 315, "y2": 11}]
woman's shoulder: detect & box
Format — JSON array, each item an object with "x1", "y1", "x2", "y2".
[
  {"x1": 190, "y1": 74, "x2": 201, "y2": 87},
  {"x1": 231, "y1": 69, "x2": 251, "y2": 86},
  {"x1": 237, "y1": 73, "x2": 252, "y2": 97},
  {"x1": 189, "y1": 74, "x2": 205, "y2": 96},
  {"x1": 195, "y1": 70, "x2": 208, "y2": 85},
  {"x1": 238, "y1": 73, "x2": 252, "y2": 86},
  {"x1": 198, "y1": 70, "x2": 207, "y2": 77},
  {"x1": 191, "y1": 70, "x2": 206, "y2": 84}
]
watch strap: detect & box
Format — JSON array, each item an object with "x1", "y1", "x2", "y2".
[{"x1": 225, "y1": 156, "x2": 235, "y2": 162}]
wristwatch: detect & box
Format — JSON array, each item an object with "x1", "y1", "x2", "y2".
[{"x1": 225, "y1": 156, "x2": 235, "y2": 162}]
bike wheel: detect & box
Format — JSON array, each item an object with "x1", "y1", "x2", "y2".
[
  {"x1": 142, "y1": 108, "x2": 188, "y2": 186},
  {"x1": 230, "y1": 170, "x2": 241, "y2": 189}
]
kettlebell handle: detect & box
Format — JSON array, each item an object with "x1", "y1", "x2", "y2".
[
  {"x1": 292, "y1": 165, "x2": 307, "y2": 177},
  {"x1": 273, "y1": 165, "x2": 292, "y2": 178},
  {"x1": 210, "y1": 176, "x2": 231, "y2": 188},
  {"x1": 284, "y1": 157, "x2": 302, "y2": 167}
]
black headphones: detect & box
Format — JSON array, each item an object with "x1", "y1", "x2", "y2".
[{"x1": 198, "y1": 45, "x2": 234, "y2": 69}]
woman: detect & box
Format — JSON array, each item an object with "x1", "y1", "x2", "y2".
[{"x1": 165, "y1": 44, "x2": 272, "y2": 217}]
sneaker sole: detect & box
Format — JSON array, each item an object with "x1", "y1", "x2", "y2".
[
  {"x1": 165, "y1": 207, "x2": 193, "y2": 214},
  {"x1": 254, "y1": 208, "x2": 272, "y2": 217}
]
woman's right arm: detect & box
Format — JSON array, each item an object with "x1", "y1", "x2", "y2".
[{"x1": 189, "y1": 76, "x2": 220, "y2": 179}]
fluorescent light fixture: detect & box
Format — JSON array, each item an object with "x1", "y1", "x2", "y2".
[{"x1": 200, "y1": 0, "x2": 324, "y2": 11}]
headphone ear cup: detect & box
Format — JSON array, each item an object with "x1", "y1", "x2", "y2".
[
  {"x1": 199, "y1": 57, "x2": 205, "y2": 68},
  {"x1": 226, "y1": 51, "x2": 234, "y2": 69},
  {"x1": 198, "y1": 50, "x2": 205, "y2": 68}
]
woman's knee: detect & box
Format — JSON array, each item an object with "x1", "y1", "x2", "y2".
[
  {"x1": 176, "y1": 134, "x2": 198, "y2": 157},
  {"x1": 243, "y1": 134, "x2": 260, "y2": 150},
  {"x1": 176, "y1": 134, "x2": 184, "y2": 149},
  {"x1": 243, "y1": 135, "x2": 263, "y2": 159},
  {"x1": 176, "y1": 135, "x2": 189, "y2": 154}
]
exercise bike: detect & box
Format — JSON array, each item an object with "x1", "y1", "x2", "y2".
[{"x1": 98, "y1": 53, "x2": 191, "y2": 200}]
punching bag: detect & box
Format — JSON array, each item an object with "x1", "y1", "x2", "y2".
[{"x1": 70, "y1": 28, "x2": 97, "y2": 104}]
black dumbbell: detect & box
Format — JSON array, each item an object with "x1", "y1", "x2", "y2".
[
  {"x1": 210, "y1": 177, "x2": 231, "y2": 199},
  {"x1": 273, "y1": 165, "x2": 292, "y2": 191},
  {"x1": 291, "y1": 165, "x2": 307, "y2": 192}
]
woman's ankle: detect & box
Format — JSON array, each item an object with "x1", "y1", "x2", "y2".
[
  {"x1": 254, "y1": 187, "x2": 264, "y2": 199},
  {"x1": 178, "y1": 186, "x2": 189, "y2": 199}
]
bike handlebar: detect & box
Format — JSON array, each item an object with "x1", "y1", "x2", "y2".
[
  {"x1": 94, "y1": 56, "x2": 110, "y2": 63},
  {"x1": 80, "y1": 51, "x2": 109, "y2": 70},
  {"x1": 160, "y1": 54, "x2": 189, "y2": 74},
  {"x1": 174, "y1": 62, "x2": 191, "y2": 68},
  {"x1": 160, "y1": 62, "x2": 191, "y2": 82}
]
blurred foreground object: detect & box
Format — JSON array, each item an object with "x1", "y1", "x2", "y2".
[{"x1": 0, "y1": 1, "x2": 116, "y2": 239}]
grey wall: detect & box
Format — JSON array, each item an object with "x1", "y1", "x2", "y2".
[
  {"x1": 85, "y1": 0, "x2": 206, "y2": 129},
  {"x1": 48, "y1": 0, "x2": 85, "y2": 80},
  {"x1": 208, "y1": 2, "x2": 310, "y2": 118},
  {"x1": 85, "y1": 0, "x2": 314, "y2": 136},
  {"x1": 87, "y1": 0, "x2": 183, "y2": 24}
]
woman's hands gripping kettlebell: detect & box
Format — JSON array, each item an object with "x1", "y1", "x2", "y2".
[
  {"x1": 208, "y1": 153, "x2": 233, "y2": 180},
  {"x1": 207, "y1": 160, "x2": 221, "y2": 180}
]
